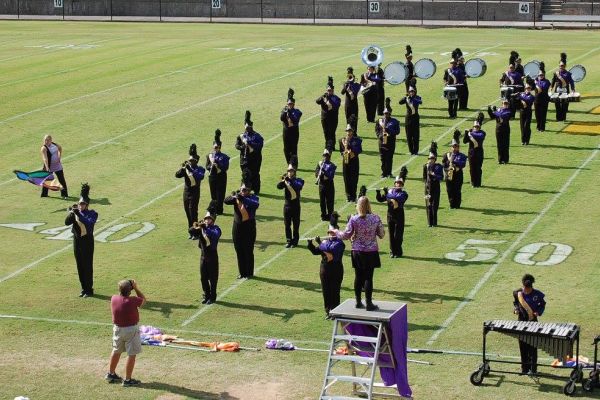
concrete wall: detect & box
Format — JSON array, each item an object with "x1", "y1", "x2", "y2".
[{"x1": 0, "y1": 0, "x2": 590, "y2": 20}]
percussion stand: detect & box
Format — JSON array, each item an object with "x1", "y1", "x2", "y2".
[
  {"x1": 470, "y1": 323, "x2": 583, "y2": 396},
  {"x1": 583, "y1": 335, "x2": 600, "y2": 392}
]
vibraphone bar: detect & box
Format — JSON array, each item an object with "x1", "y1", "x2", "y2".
[{"x1": 470, "y1": 319, "x2": 583, "y2": 396}]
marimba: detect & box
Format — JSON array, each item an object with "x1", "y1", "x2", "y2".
[{"x1": 470, "y1": 319, "x2": 583, "y2": 396}]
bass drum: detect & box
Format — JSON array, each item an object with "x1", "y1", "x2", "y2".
[
  {"x1": 569, "y1": 64, "x2": 586, "y2": 82},
  {"x1": 414, "y1": 58, "x2": 437, "y2": 79},
  {"x1": 465, "y1": 58, "x2": 487, "y2": 78},
  {"x1": 384, "y1": 61, "x2": 408, "y2": 85},
  {"x1": 523, "y1": 60, "x2": 540, "y2": 79}
]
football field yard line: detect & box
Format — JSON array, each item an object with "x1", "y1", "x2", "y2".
[
  {"x1": 426, "y1": 145, "x2": 600, "y2": 346},
  {"x1": 0, "y1": 39, "x2": 396, "y2": 186},
  {"x1": 0, "y1": 112, "x2": 320, "y2": 284},
  {"x1": 0, "y1": 37, "x2": 118, "y2": 63},
  {"x1": 181, "y1": 90, "x2": 504, "y2": 326}
]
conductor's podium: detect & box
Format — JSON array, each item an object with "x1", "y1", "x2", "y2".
[{"x1": 319, "y1": 300, "x2": 412, "y2": 400}]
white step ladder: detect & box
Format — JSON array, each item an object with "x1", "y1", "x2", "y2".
[{"x1": 319, "y1": 316, "x2": 399, "y2": 400}]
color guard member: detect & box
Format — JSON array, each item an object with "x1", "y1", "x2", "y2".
[
  {"x1": 280, "y1": 88, "x2": 302, "y2": 168},
  {"x1": 235, "y1": 111, "x2": 264, "y2": 194},
  {"x1": 398, "y1": 86, "x2": 422, "y2": 155},
  {"x1": 442, "y1": 131, "x2": 467, "y2": 209},
  {"x1": 375, "y1": 98, "x2": 400, "y2": 178}
]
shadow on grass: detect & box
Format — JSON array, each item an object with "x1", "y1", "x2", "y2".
[
  {"x1": 91, "y1": 294, "x2": 195, "y2": 318},
  {"x1": 251, "y1": 275, "x2": 321, "y2": 293},
  {"x1": 373, "y1": 288, "x2": 468, "y2": 305},
  {"x1": 401, "y1": 254, "x2": 494, "y2": 267},
  {"x1": 509, "y1": 162, "x2": 587, "y2": 171},
  {"x1": 219, "y1": 237, "x2": 283, "y2": 252},
  {"x1": 141, "y1": 381, "x2": 239, "y2": 399},
  {"x1": 481, "y1": 372, "x2": 587, "y2": 396},
  {"x1": 483, "y1": 184, "x2": 558, "y2": 195},
  {"x1": 436, "y1": 224, "x2": 522, "y2": 234},
  {"x1": 532, "y1": 143, "x2": 599, "y2": 151},
  {"x1": 216, "y1": 300, "x2": 313, "y2": 321},
  {"x1": 258, "y1": 191, "x2": 321, "y2": 204},
  {"x1": 458, "y1": 206, "x2": 537, "y2": 216}
]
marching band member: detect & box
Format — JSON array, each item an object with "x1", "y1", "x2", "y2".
[
  {"x1": 339, "y1": 122, "x2": 362, "y2": 202},
  {"x1": 499, "y1": 51, "x2": 524, "y2": 118},
  {"x1": 40, "y1": 134, "x2": 68, "y2": 199},
  {"x1": 316, "y1": 76, "x2": 341, "y2": 151},
  {"x1": 360, "y1": 65, "x2": 381, "y2": 123},
  {"x1": 65, "y1": 183, "x2": 98, "y2": 297},
  {"x1": 175, "y1": 144, "x2": 206, "y2": 238},
  {"x1": 224, "y1": 183, "x2": 259, "y2": 279},
  {"x1": 280, "y1": 88, "x2": 302, "y2": 168},
  {"x1": 189, "y1": 211, "x2": 221, "y2": 305},
  {"x1": 333, "y1": 190, "x2": 385, "y2": 311},
  {"x1": 398, "y1": 86, "x2": 422, "y2": 155},
  {"x1": 515, "y1": 54, "x2": 525, "y2": 76},
  {"x1": 235, "y1": 111, "x2": 264, "y2": 194},
  {"x1": 376, "y1": 167, "x2": 408, "y2": 258},
  {"x1": 513, "y1": 274, "x2": 546, "y2": 375},
  {"x1": 463, "y1": 114, "x2": 486, "y2": 188},
  {"x1": 550, "y1": 53, "x2": 575, "y2": 122},
  {"x1": 376, "y1": 63, "x2": 386, "y2": 116},
  {"x1": 442, "y1": 131, "x2": 468, "y2": 209},
  {"x1": 315, "y1": 149, "x2": 337, "y2": 222},
  {"x1": 488, "y1": 99, "x2": 512, "y2": 164},
  {"x1": 277, "y1": 164, "x2": 305, "y2": 248},
  {"x1": 423, "y1": 143, "x2": 443, "y2": 227},
  {"x1": 443, "y1": 58, "x2": 465, "y2": 119},
  {"x1": 206, "y1": 130, "x2": 229, "y2": 215},
  {"x1": 457, "y1": 55, "x2": 469, "y2": 110},
  {"x1": 534, "y1": 63, "x2": 551, "y2": 132},
  {"x1": 307, "y1": 213, "x2": 345, "y2": 319},
  {"x1": 519, "y1": 84, "x2": 535, "y2": 145},
  {"x1": 341, "y1": 67, "x2": 361, "y2": 134},
  {"x1": 375, "y1": 98, "x2": 400, "y2": 178},
  {"x1": 404, "y1": 45, "x2": 415, "y2": 94}
]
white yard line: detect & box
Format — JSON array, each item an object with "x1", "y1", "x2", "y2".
[
  {"x1": 0, "y1": 38, "x2": 118, "y2": 63},
  {"x1": 426, "y1": 145, "x2": 599, "y2": 345}
]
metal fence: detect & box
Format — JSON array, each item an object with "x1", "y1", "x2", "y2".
[{"x1": 1, "y1": 0, "x2": 598, "y2": 25}]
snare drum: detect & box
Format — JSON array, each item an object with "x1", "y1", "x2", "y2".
[
  {"x1": 414, "y1": 58, "x2": 437, "y2": 80},
  {"x1": 384, "y1": 61, "x2": 408, "y2": 85},
  {"x1": 465, "y1": 58, "x2": 487, "y2": 78},
  {"x1": 559, "y1": 93, "x2": 569, "y2": 102},
  {"x1": 568, "y1": 92, "x2": 581, "y2": 102},
  {"x1": 443, "y1": 86, "x2": 458, "y2": 100},
  {"x1": 500, "y1": 85, "x2": 514, "y2": 100},
  {"x1": 549, "y1": 93, "x2": 560, "y2": 103},
  {"x1": 523, "y1": 60, "x2": 541, "y2": 79}
]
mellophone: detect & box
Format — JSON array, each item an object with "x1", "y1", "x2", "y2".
[{"x1": 470, "y1": 319, "x2": 583, "y2": 396}]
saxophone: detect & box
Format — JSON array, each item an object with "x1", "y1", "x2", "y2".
[
  {"x1": 343, "y1": 137, "x2": 350, "y2": 165},
  {"x1": 446, "y1": 152, "x2": 455, "y2": 182}
]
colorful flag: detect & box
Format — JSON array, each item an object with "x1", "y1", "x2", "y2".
[{"x1": 13, "y1": 170, "x2": 61, "y2": 191}]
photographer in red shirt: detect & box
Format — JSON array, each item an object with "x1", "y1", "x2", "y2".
[{"x1": 105, "y1": 279, "x2": 146, "y2": 386}]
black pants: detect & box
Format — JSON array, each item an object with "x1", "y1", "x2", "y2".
[
  {"x1": 469, "y1": 148, "x2": 484, "y2": 187},
  {"x1": 363, "y1": 90, "x2": 378, "y2": 123},
  {"x1": 388, "y1": 214, "x2": 405, "y2": 257},
  {"x1": 405, "y1": 114, "x2": 420, "y2": 155},
  {"x1": 283, "y1": 127, "x2": 299, "y2": 167},
  {"x1": 519, "y1": 339, "x2": 538, "y2": 373},
  {"x1": 343, "y1": 158, "x2": 359, "y2": 202},
  {"x1": 459, "y1": 81, "x2": 469, "y2": 110},
  {"x1": 345, "y1": 102, "x2": 359, "y2": 134},
  {"x1": 283, "y1": 203, "x2": 300, "y2": 245},
  {"x1": 41, "y1": 169, "x2": 68, "y2": 198},
  {"x1": 183, "y1": 187, "x2": 200, "y2": 228},
  {"x1": 208, "y1": 173, "x2": 227, "y2": 214},
  {"x1": 319, "y1": 182, "x2": 335, "y2": 220},
  {"x1": 74, "y1": 236, "x2": 94, "y2": 294},
  {"x1": 320, "y1": 261, "x2": 343, "y2": 312},
  {"x1": 200, "y1": 252, "x2": 219, "y2": 301},
  {"x1": 445, "y1": 171, "x2": 463, "y2": 209},
  {"x1": 447, "y1": 98, "x2": 458, "y2": 118},
  {"x1": 535, "y1": 100, "x2": 548, "y2": 131},
  {"x1": 379, "y1": 140, "x2": 396, "y2": 177},
  {"x1": 496, "y1": 127, "x2": 510, "y2": 164},
  {"x1": 241, "y1": 164, "x2": 261, "y2": 194},
  {"x1": 232, "y1": 219, "x2": 256, "y2": 278},
  {"x1": 321, "y1": 116, "x2": 338, "y2": 151},
  {"x1": 520, "y1": 108, "x2": 532, "y2": 144},
  {"x1": 555, "y1": 99, "x2": 569, "y2": 121},
  {"x1": 352, "y1": 252, "x2": 377, "y2": 306},
  {"x1": 425, "y1": 182, "x2": 440, "y2": 227},
  {"x1": 376, "y1": 85, "x2": 385, "y2": 116}
]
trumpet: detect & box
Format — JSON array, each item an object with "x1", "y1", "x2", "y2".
[
  {"x1": 68, "y1": 203, "x2": 78, "y2": 212},
  {"x1": 192, "y1": 221, "x2": 207, "y2": 229}
]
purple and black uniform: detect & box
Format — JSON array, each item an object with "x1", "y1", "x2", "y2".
[
  {"x1": 463, "y1": 128, "x2": 486, "y2": 187},
  {"x1": 442, "y1": 150, "x2": 467, "y2": 209},
  {"x1": 399, "y1": 94, "x2": 422, "y2": 155},
  {"x1": 375, "y1": 116, "x2": 400, "y2": 178}
]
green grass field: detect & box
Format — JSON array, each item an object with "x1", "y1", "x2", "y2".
[{"x1": 0, "y1": 21, "x2": 599, "y2": 400}]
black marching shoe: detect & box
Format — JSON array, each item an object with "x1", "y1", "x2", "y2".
[
  {"x1": 366, "y1": 303, "x2": 379, "y2": 311},
  {"x1": 355, "y1": 301, "x2": 364, "y2": 309},
  {"x1": 285, "y1": 242, "x2": 292, "y2": 248}
]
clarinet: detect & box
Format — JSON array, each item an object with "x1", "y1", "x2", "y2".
[
  {"x1": 315, "y1": 161, "x2": 325, "y2": 185},
  {"x1": 425, "y1": 162, "x2": 433, "y2": 206}
]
